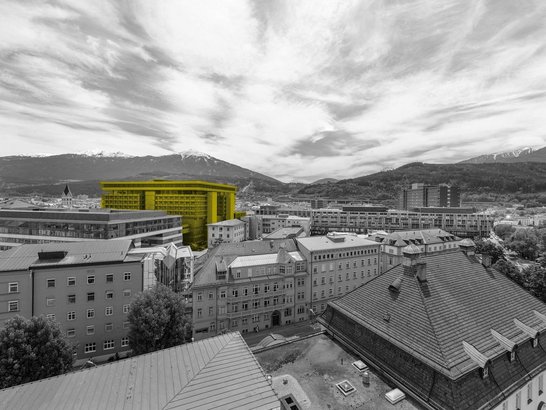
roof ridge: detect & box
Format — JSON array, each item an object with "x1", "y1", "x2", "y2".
[{"x1": 162, "y1": 333, "x2": 235, "y2": 409}]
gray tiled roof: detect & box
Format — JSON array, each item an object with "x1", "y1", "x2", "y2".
[
  {"x1": 296, "y1": 235, "x2": 378, "y2": 251},
  {"x1": 328, "y1": 251, "x2": 546, "y2": 378},
  {"x1": 0, "y1": 332, "x2": 279, "y2": 410},
  {"x1": 0, "y1": 240, "x2": 135, "y2": 272}
]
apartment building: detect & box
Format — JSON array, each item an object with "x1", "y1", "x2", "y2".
[
  {"x1": 207, "y1": 219, "x2": 246, "y2": 247},
  {"x1": 399, "y1": 183, "x2": 461, "y2": 210},
  {"x1": 192, "y1": 240, "x2": 308, "y2": 340},
  {"x1": 0, "y1": 208, "x2": 182, "y2": 251},
  {"x1": 370, "y1": 229, "x2": 462, "y2": 272},
  {"x1": 100, "y1": 180, "x2": 237, "y2": 248},
  {"x1": 311, "y1": 207, "x2": 493, "y2": 238},
  {"x1": 296, "y1": 235, "x2": 381, "y2": 315},
  {"x1": 0, "y1": 240, "x2": 143, "y2": 361}
]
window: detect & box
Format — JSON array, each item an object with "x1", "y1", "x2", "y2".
[
  {"x1": 106, "y1": 291, "x2": 114, "y2": 299},
  {"x1": 84, "y1": 343, "x2": 96, "y2": 353},
  {"x1": 87, "y1": 325, "x2": 95, "y2": 335},
  {"x1": 46, "y1": 313, "x2": 55, "y2": 320},
  {"x1": 121, "y1": 337, "x2": 129, "y2": 347},
  {"x1": 528, "y1": 382, "x2": 533, "y2": 404},
  {"x1": 87, "y1": 275, "x2": 95, "y2": 284},
  {"x1": 242, "y1": 302, "x2": 249, "y2": 311},
  {"x1": 208, "y1": 292, "x2": 214, "y2": 300},
  {"x1": 47, "y1": 279, "x2": 56, "y2": 288},
  {"x1": 8, "y1": 282, "x2": 18, "y2": 293},
  {"x1": 67, "y1": 311, "x2": 76, "y2": 321},
  {"x1": 232, "y1": 289, "x2": 238, "y2": 298},
  {"x1": 253, "y1": 300, "x2": 260, "y2": 309},
  {"x1": 67, "y1": 294, "x2": 76, "y2": 304},
  {"x1": 197, "y1": 292, "x2": 203, "y2": 301},
  {"x1": 218, "y1": 306, "x2": 226, "y2": 315},
  {"x1": 197, "y1": 308, "x2": 202, "y2": 318},
  {"x1": 123, "y1": 289, "x2": 131, "y2": 297},
  {"x1": 242, "y1": 318, "x2": 248, "y2": 325},
  {"x1": 105, "y1": 306, "x2": 113, "y2": 316},
  {"x1": 123, "y1": 321, "x2": 130, "y2": 329},
  {"x1": 66, "y1": 329, "x2": 75, "y2": 338},
  {"x1": 253, "y1": 284, "x2": 260, "y2": 295},
  {"x1": 252, "y1": 314, "x2": 259, "y2": 323},
  {"x1": 87, "y1": 308, "x2": 95, "y2": 318},
  {"x1": 105, "y1": 323, "x2": 113, "y2": 332},
  {"x1": 220, "y1": 290, "x2": 226, "y2": 298},
  {"x1": 232, "y1": 320, "x2": 238, "y2": 327},
  {"x1": 67, "y1": 277, "x2": 76, "y2": 286},
  {"x1": 243, "y1": 288, "x2": 248, "y2": 296},
  {"x1": 87, "y1": 292, "x2": 95, "y2": 302},
  {"x1": 516, "y1": 391, "x2": 521, "y2": 409},
  {"x1": 106, "y1": 274, "x2": 113, "y2": 283},
  {"x1": 8, "y1": 300, "x2": 19, "y2": 312},
  {"x1": 539, "y1": 374, "x2": 544, "y2": 394},
  {"x1": 104, "y1": 340, "x2": 115, "y2": 350},
  {"x1": 46, "y1": 297, "x2": 55, "y2": 307},
  {"x1": 123, "y1": 304, "x2": 130, "y2": 314},
  {"x1": 124, "y1": 272, "x2": 131, "y2": 281}
]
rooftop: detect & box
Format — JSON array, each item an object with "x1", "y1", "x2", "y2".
[
  {"x1": 0, "y1": 240, "x2": 136, "y2": 272},
  {"x1": 296, "y1": 235, "x2": 378, "y2": 252},
  {"x1": 0, "y1": 332, "x2": 279, "y2": 410},
  {"x1": 230, "y1": 251, "x2": 304, "y2": 269},
  {"x1": 375, "y1": 229, "x2": 461, "y2": 246},
  {"x1": 207, "y1": 219, "x2": 245, "y2": 227},
  {"x1": 0, "y1": 208, "x2": 177, "y2": 222},
  {"x1": 255, "y1": 334, "x2": 417, "y2": 409},
  {"x1": 263, "y1": 227, "x2": 305, "y2": 240},
  {"x1": 326, "y1": 250, "x2": 546, "y2": 379}
]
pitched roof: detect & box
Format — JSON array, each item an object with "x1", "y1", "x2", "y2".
[
  {"x1": 0, "y1": 332, "x2": 279, "y2": 410},
  {"x1": 194, "y1": 240, "x2": 298, "y2": 287},
  {"x1": 0, "y1": 240, "x2": 135, "y2": 272},
  {"x1": 207, "y1": 219, "x2": 245, "y2": 227},
  {"x1": 327, "y1": 250, "x2": 546, "y2": 379},
  {"x1": 381, "y1": 229, "x2": 461, "y2": 247}
]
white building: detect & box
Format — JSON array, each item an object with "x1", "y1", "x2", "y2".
[{"x1": 207, "y1": 219, "x2": 246, "y2": 247}]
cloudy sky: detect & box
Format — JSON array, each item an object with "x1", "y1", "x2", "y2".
[{"x1": 1, "y1": 0, "x2": 545, "y2": 182}]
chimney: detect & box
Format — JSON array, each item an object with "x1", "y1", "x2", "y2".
[
  {"x1": 459, "y1": 238, "x2": 476, "y2": 256},
  {"x1": 482, "y1": 254, "x2": 492, "y2": 268},
  {"x1": 416, "y1": 262, "x2": 427, "y2": 282},
  {"x1": 402, "y1": 244, "x2": 422, "y2": 277}
]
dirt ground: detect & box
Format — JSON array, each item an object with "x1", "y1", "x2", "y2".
[{"x1": 256, "y1": 334, "x2": 419, "y2": 410}]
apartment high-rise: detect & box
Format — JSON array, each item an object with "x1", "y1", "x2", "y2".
[
  {"x1": 100, "y1": 180, "x2": 237, "y2": 249},
  {"x1": 399, "y1": 183, "x2": 461, "y2": 210}
]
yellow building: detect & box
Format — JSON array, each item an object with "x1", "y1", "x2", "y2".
[{"x1": 100, "y1": 180, "x2": 237, "y2": 249}]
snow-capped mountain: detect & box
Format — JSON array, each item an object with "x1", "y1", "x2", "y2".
[
  {"x1": 459, "y1": 146, "x2": 546, "y2": 164},
  {"x1": 0, "y1": 152, "x2": 285, "y2": 195}
]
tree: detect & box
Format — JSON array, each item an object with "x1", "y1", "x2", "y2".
[
  {"x1": 521, "y1": 264, "x2": 546, "y2": 303},
  {"x1": 493, "y1": 259, "x2": 522, "y2": 286},
  {"x1": 0, "y1": 316, "x2": 74, "y2": 389},
  {"x1": 128, "y1": 284, "x2": 192, "y2": 355},
  {"x1": 494, "y1": 224, "x2": 516, "y2": 240},
  {"x1": 505, "y1": 229, "x2": 540, "y2": 260},
  {"x1": 474, "y1": 239, "x2": 504, "y2": 264}
]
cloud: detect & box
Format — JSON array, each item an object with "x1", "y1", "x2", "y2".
[{"x1": 0, "y1": 0, "x2": 545, "y2": 182}]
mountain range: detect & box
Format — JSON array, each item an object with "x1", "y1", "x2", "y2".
[
  {"x1": 0, "y1": 151, "x2": 285, "y2": 196},
  {"x1": 459, "y1": 146, "x2": 546, "y2": 164}
]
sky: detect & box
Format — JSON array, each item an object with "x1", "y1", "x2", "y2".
[{"x1": 1, "y1": 0, "x2": 546, "y2": 183}]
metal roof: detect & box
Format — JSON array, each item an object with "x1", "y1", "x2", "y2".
[
  {"x1": 0, "y1": 240, "x2": 135, "y2": 272},
  {"x1": 229, "y1": 251, "x2": 304, "y2": 269},
  {"x1": 0, "y1": 332, "x2": 279, "y2": 410},
  {"x1": 296, "y1": 235, "x2": 378, "y2": 251}
]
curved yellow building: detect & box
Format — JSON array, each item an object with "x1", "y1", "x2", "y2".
[{"x1": 100, "y1": 180, "x2": 236, "y2": 249}]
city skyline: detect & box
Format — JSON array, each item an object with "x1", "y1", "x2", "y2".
[{"x1": 1, "y1": 0, "x2": 546, "y2": 182}]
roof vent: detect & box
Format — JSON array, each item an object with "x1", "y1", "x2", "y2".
[
  {"x1": 459, "y1": 239, "x2": 476, "y2": 256},
  {"x1": 388, "y1": 277, "x2": 402, "y2": 293},
  {"x1": 514, "y1": 318, "x2": 539, "y2": 339}
]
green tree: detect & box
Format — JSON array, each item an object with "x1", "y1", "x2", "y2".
[
  {"x1": 494, "y1": 224, "x2": 516, "y2": 240},
  {"x1": 521, "y1": 264, "x2": 546, "y2": 303},
  {"x1": 474, "y1": 239, "x2": 504, "y2": 264},
  {"x1": 128, "y1": 284, "x2": 192, "y2": 355},
  {"x1": 505, "y1": 229, "x2": 540, "y2": 260},
  {"x1": 0, "y1": 316, "x2": 74, "y2": 389},
  {"x1": 493, "y1": 259, "x2": 523, "y2": 286}
]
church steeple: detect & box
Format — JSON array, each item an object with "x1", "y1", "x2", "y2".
[{"x1": 61, "y1": 184, "x2": 73, "y2": 208}]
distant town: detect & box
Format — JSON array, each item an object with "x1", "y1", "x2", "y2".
[{"x1": 1, "y1": 176, "x2": 545, "y2": 409}]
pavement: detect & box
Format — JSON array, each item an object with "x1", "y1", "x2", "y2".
[{"x1": 242, "y1": 319, "x2": 322, "y2": 348}]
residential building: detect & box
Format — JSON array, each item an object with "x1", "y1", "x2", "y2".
[
  {"x1": 319, "y1": 240, "x2": 546, "y2": 410},
  {"x1": 0, "y1": 208, "x2": 183, "y2": 251},
  {"x1": 261, "y1": 214, "x2": 311, "y2": 235},
  {"x1": 370, "y1": 229, "x2": 462, "y2": 272},
  {"x1": 0, "y1": 240, "x2": 143, "y2": 361},
  {"x1": 311, "y1": 207, "x2": 493, "y2": 238},
  {"x1": 0, "y1": 332, "x2": 280, "y2": 410},
  {"x1": 192, "y1": 240, "x2": 307, "y2": 340},
  {"x1": 207, "y1": 219, "x2": 246, "y2": 247},
  {"x1": 296, "y1": 235, "x2": 381, "y2": 315},
  {"x1": 399, "y1": 183, "x2": 461, "y2": 210},
  {"x1": 241, "y1": 214, "x2": 263, "y2": 240},
  {"x1": 255, "y1": 205, "x2": 312, "y2": 218},
  {"x1": 100, "y1": 180, "x2": 237, "y2": 248}
]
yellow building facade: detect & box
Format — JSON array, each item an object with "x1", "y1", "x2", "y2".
[{"x1": 100, "y1": 180, "x2": 237, "y2": 249}]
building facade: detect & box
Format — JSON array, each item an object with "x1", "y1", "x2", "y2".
[
  {"x1": 261, "y1": 214, "x2": 311, "y2": 235},
  {"x1": 296, "y1": 235, "x2": 381, "y2": 315},
  {"x1": 0, "y1": 240, "x2": 143, "y2": 362},
  {"x1": 399, "y1": 183, "x2": 461, "y2": 210},
  {"x1": 100, "y1": 180, "x2": 237, "y2": 249},
  {"x1": 0, "y1": 208, "x2": 183, "y2": 251},
  {"x1": 207, "y1": 219, "x2": 246, "y2": 247}
]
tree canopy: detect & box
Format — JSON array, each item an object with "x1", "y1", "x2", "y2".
[
  {"x1": 0, "y1": 315, "x2": 74, "y2": 389},
  {"x1": 474, "y1": 239, "x2": 504, "y2": 264},
  {"x1": 128, "y1": 284, "x2": 192, "y2": 355}
]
